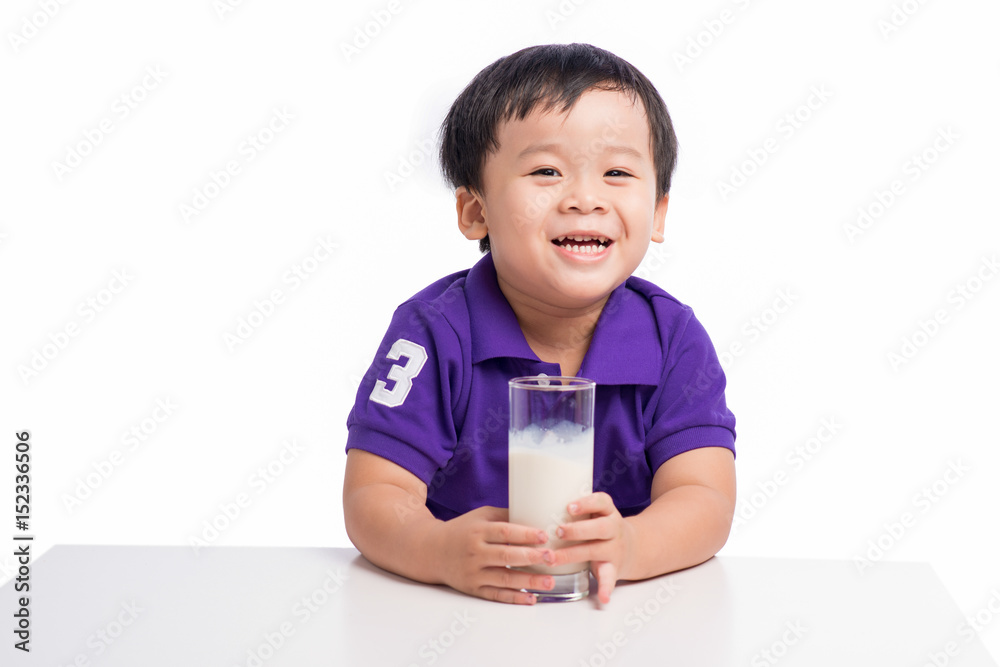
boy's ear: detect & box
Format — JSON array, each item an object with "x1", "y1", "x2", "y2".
[
  {"x1": 651, "y1": 194, "x2": 669, "y2": 243},
  {"x1": 456, "y1": 187, "x2": 489, "y2": 240}
]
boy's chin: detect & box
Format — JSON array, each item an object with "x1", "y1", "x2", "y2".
[{"x1": 540, "y1": 277, "x2": 624, "y2": 309}]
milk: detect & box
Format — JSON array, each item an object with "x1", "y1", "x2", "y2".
[{"x1": 508, "y1": 424, "x2": 594, "y2": 575}]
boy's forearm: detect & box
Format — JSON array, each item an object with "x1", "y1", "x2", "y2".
[
  {"x1": 620, "y1": 483, "x2": 734, "y2": 581},
  {"x1": 344, "y1": 483, "x2": 445, "y2": 585}
]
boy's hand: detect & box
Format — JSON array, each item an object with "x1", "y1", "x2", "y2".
[
  {"x1": 550, "y1": 492, "x2": 636, "y2": 604},
  {"x1": 433, "y1": 506, "x2": 557, "y2": 606}
]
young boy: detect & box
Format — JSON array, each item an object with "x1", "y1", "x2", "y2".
[{"x1": 343, "y1": 43, "x2": 736, "y2": 606}]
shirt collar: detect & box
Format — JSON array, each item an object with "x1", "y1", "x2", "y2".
[
  {"x1": 466, "y1": 254, "x2": 540, "y2": 364},
  {"x1": 465, "y1": 253, "x2": 661, "y2": 386},
  {"x1": 578, "y1": 280, "x2": 661, "y2": 386}
]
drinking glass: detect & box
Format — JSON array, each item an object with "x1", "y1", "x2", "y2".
[{"x1": 508, "y1": 376, "x2": 595, "y2": 602}]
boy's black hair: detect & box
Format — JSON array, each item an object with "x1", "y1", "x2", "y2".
[{"x1": 439, "y1": 43, "x2": 678, "y2": 253}]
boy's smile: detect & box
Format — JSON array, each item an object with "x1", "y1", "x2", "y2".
[{"x1": 457, "y1": 88, "x2": 668, "y2": 317}]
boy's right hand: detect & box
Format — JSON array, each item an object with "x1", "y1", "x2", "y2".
[{"x1": 432, "y1": 506, "x2": 556, "y2": 605}]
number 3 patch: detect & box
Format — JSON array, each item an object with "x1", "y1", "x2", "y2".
[{"x1": 369, "y1": 339, "x2": 428, "y2": 408}]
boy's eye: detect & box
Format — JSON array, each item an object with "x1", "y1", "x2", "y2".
[
  {"x1": 531, "y1": 168, "x2": 560, "y2": 177},
  {"x1": 605, "y1": 169, "x2": 634, "y2": 178}
]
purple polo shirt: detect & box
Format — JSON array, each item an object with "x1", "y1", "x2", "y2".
[{"x1": 346, "y1": 253, "x2": 735, "y2": 520}]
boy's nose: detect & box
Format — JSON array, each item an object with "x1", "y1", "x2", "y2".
[{"x1": 558, "y1": 177, "x2": 607, "y2": 214}]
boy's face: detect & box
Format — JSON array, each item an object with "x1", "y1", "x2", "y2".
[{"x1": 457, "y1": 88, "x2": 668, "y2": 313}]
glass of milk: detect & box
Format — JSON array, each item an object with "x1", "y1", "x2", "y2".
[{"x1": 508, "y1": 375, "x2": 595, "y2": 602}]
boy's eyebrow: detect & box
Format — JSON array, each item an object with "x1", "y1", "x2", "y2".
[
  {"x1": 516, "y1": 143, "x2": 562, "y2": 159},
  {"x1": 517, "y1": 143, "x2": 645, "y2": 161}
]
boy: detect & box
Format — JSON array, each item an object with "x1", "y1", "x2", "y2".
[{"x1": 343, "y1": 43, "x2": 736, "y2": 606}]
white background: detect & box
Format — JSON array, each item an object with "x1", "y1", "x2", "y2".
[{"x1": 2, "y1": 0, "x2": 998, "y2": 660}]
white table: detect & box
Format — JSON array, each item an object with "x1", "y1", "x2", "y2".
[{"x1": 3, "y1": 545, "x2": 995, "y2": 666}]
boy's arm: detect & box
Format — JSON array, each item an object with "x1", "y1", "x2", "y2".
[
  {"x1": 621, "y1": 445, "x2": 736, "y2": 579},
  {"x1": 552, "y1": 445, "x2": 736, "y2": 601},
  {"x1": 343, "y1": 449, "x2": 557, "y2": 605}
]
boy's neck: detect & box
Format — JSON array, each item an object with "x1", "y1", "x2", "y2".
[{"x1": 496, "y1": 274, "x2": 609, "y2": 377}]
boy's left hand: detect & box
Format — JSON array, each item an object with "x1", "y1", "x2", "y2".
[{"x1": 550, "y1": 492, "x2": 635, "y2": 604}]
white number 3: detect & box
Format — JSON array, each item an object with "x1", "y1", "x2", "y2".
[{"x1": 369, "y1": 339, "x2": 428, "y2": 408}]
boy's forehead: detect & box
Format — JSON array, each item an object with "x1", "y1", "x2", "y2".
[{"x1": 495, "y1": 88, "x2": 651, "y2": 157}]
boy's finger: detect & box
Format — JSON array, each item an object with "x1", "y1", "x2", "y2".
[
  {"x1": 556, "y1": 514, "x2": 613, "y2": 542},
  {"x1": 594, "y1": 561, "x2": 618, "y2": 604},
  {"x1": 486, "y1": 543, "x2": 554, "y2": 568},
  {"x1": 567, "y1": 492, "x2": 615, "y2": 516},
  {"x1": 485, "y1": 567, "x2": 554, "y2": 595},
  {"x1": 477, "y1": 585, "x2": 539, "y2": 606},
  {"x1": 488, "y1": 522, "x2": 549, "y2": 546},
  {"x1": 547, "y1": 543, "x2": 595, "y2": 569}
]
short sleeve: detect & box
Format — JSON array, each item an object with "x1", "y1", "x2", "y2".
[
  {"x1": 346, "y1": 300, "x2": 464, "y2": 485},
  {"x1": 644, "y1": 306, "x2": 736, "y2": 473}
]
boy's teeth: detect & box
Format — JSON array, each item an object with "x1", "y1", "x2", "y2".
[
  {"x1": 556, "y1": 235, "x2": 610, "y2": 244},
  {"x1": 567, "y1": 244, "x2": 605, "y2": 254}
]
